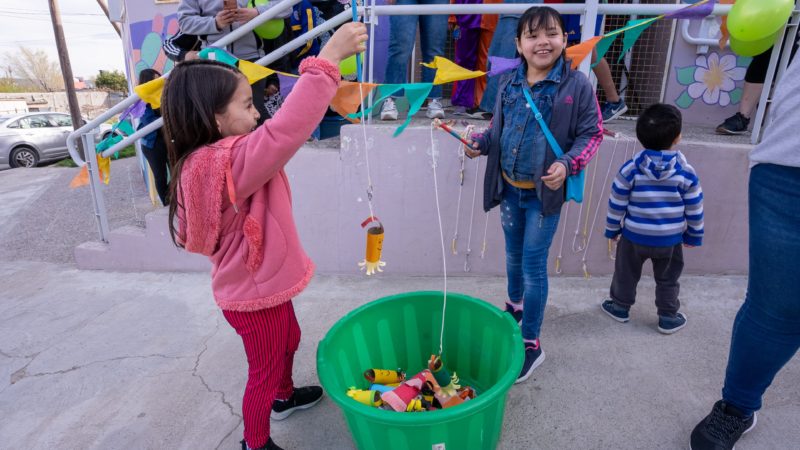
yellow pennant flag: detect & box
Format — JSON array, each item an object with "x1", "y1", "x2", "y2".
[
  {"x1": 134, "y1": 76, "x2": 166, "y2": 109},
  {"x1": 97, "y1": 155, "x2": 111, "y2": 185},
  {"x1": 421, "y1": 56, "x2": 486, "y2": 85},
  {"x1": 238, "y1": 59, "x2": 276, "y2": 85}
]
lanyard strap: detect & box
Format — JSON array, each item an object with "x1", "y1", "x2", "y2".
[{"x1": 521, "y1": 87, "x2": 565, "y2": 159}]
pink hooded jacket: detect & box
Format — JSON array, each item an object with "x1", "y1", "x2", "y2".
[{"x1": 176, "y1": 57, "x2": 340, "y2": 312}]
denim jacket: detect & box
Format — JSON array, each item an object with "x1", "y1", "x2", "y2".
[
  {"x1": 500, "y1": 58, "x2": 562, "y2": 182},
  {"x1": 474, "y1": 58, "x2": 604, "y2": 216}
]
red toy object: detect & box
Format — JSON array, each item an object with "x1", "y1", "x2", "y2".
[
  {"x1": 433, "y1": 119, "x2": 474, "y2": 148},
  {"x1": 381, "y1": 370, "x2": 430, "y2": 412}
]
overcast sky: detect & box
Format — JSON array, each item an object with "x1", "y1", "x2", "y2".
[{"x1": 0, "y1": 0, "x2": 126, "y2": 79}]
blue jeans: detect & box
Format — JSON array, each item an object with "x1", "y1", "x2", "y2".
[
  {"x1": 501, "y1": 182, "x2": 561, "y2": 341},
  {"x1": 722, "y1": 164, "x2": 800, "y2": 415},
  {"x1": 384, "y1": 0, "x2": 448, "y2": 99},
  {"x1": 479, "y1": 0, "x2": 543, "y2": 112}
]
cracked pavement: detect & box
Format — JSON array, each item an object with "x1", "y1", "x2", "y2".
[{"x1": 1, "y1": 260, "x2": 799, "y2": 449}]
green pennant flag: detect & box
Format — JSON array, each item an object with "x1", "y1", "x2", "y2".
[
  {"x1": 346, "y1": 83, "x2": 434, "y2": 137},
  {"x1": 618, "y1": 18, "x2": 657, "y2": 63},
  {"x1": 591, "y1": 35, "x2": 617, "y2": 68}
]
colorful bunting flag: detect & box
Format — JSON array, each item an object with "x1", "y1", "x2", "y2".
[
  {"x1": 487, "y1": 56, "x2": 521, "y2": 77},
  {"x1": 591, "y1": 35, "x2": 617, "y2": 68},
  {"x1": 565, "y1": 36, "x2": 604, "y2": 69},
  {"x1": 238, "y1": 59, "x2": 277, "y2": 85},
  {"x1": 664, "y1": 0, "x2": 716, "y2": 20},
  {"x1": 618, "y1": 18, "x2": 659, "y2": 62},
  {"x1": 330, "y1": 81, "x2": 378, "y2": 123},
  {"x1": 134, "y1": 76, "x2": 166, "y2": 109},
  {"x1": 421, "y1": 56, "x2": 486, "y2": 85}
]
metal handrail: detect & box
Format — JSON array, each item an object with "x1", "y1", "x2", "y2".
[
  {"x1": 66, "y1": 0, "x2": 303, "y2": 166},
  {"x1": 99, "y1": 6, "x2": 357, "y2": 158}
]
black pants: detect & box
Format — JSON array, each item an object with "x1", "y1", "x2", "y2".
[
  {"x1": 610, "y1": 236, "x2": 683, "y2": 317},
  {"x1": 141, "y1": 134, "x2": 169, "y2": 206}
]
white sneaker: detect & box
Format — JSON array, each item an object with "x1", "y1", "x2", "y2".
[
  {"x1": 426, "y1": 98, "x2": 445, "y2": 119},
  {"x1": 380, "y1": 98, "x2": 398, "y2": 121}
]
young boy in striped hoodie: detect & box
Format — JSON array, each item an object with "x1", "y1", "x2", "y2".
[{"x1": 601, "y1": 103, "x2": 703, "y2": 334}]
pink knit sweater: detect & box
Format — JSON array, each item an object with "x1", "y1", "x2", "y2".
[{"x1": 177, "y1": 57, "x2": 340, "y2": 311}]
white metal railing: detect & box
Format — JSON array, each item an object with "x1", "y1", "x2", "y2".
[{"x1": 75, "y1": 1, "x2": 751, "y2": 242}]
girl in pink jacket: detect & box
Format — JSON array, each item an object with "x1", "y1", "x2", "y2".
[{"x1": 161, "y1": 23, "x2": 368, "y2": 450}]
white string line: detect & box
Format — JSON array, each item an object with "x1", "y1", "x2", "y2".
[
  {"x1": 462, "y1": 125, "x2": 477, "y2": 272},
  {"x1": 430, "y1": 125, "x2": 448, "y2": 356},
  {"x1": 358, "y1": 83, "x2": 375, "y2": 220},
  {"x1": 554, "y1": 200, "x2": 570, "y2": 274},
  {"x1": 450, "y1": 134, "x2": 466, "y2": 255},
  {"x1": 581, "y1": 136, "x2": 621, "y2": 278}
]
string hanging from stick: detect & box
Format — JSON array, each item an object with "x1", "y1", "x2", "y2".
[{"x1": 430, "y1": 124, "x2": 449, "y2": 356}]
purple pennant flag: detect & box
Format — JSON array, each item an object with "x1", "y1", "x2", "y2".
[
  {"x1": 664, "y1": 0, "x2": 716, "y2": 20},
  {"x1": 279, "y1": 73, "x2": 298, "y2": 98},
  {"x1": 488, "y1": 56, "x2": 522, "y2": 77},
  {"x1": 120, "y1": 100, "x2": 145, "y2": 121}
]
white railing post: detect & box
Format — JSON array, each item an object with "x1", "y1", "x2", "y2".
[
  {"x1": 82, "y1": 131, "x2": 110, "y2": 242},
  {"x1": 579, "y1": 0, "x2": 601, "y2": 77}
]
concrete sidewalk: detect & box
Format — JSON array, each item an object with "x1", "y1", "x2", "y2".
[{"x1": 1, "y1": 261, "x2": 798, "y2": 449}]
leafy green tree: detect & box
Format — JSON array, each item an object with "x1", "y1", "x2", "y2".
[{"x1": 95, "y1": 70, "x2": 129, "y2": 94}]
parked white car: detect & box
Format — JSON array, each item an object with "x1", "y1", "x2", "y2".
[{"x1": 0, "y1": 112, "x2": 118, "y2": 168}]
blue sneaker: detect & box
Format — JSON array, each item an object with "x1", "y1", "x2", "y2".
[
  {"x1": 658, "y1": 312, "x2": 687, "y2": 334},
  {"x1": 504, "y1": 301, "x2": 523, "y2": 325},
  {"x1": 601, "y1": 299, "x2": 630, "y2": 323},
  {"x1": 601, "y1": 99, "x2": 628, "y2": 121},
  {"x1": 515, "y1": 339, "x2": 545, "y2": 384}
]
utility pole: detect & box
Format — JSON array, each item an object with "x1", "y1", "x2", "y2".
[
  {"x1": 95, "y1": 0, "x2": 122, "y2": 38},
  {"x1": 47, "y1": 0, "x2": 84, "y2": 152}
]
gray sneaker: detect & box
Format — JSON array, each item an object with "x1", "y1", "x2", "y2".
[
  {"x1": 426, "y1": 98, "x2": 445, "y2": 119},
  {"x1": 380, "y1": 97, "x2": 398, "y2": 121}
]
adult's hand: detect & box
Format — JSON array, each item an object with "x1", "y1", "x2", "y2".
[
  {"x1": 234, "y1": 7, "x2": 259, "y2": 24},
  {"x1": 215, "y1": 9, "x2": 236, "y2": 30}
]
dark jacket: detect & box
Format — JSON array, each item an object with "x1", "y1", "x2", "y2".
[{"x1": 474, "y1": 59, "x2": 603, "y2": 216}]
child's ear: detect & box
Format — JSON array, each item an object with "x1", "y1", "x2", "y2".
[
  {"x1": 515, "y1": 37, "x2": 522, "y2": 56},
  {"x1": 672, "y1": 133, "x2": 682, "y2": 147}
]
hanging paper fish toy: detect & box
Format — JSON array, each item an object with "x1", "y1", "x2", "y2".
[{"x1": 358, "y1": 216, "x2": 386, "y2": 275}]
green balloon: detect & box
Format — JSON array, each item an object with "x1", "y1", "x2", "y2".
[
  {"x1": 254, "y1": 19, "x2": 284, "y2": 40},
  {"x1": 730, "y1": 32, "x2": 778, "y2": 57},
  {"x1": 727, "y1": 0, "x2": 793, "y2": 42},
  {"x1": 339, "y1": 55, "x2": 358, "y2": 76}
]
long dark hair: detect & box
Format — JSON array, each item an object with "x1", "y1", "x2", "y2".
[{"x1": 161, "y1": 59, "x2": 243, "y2": 247}]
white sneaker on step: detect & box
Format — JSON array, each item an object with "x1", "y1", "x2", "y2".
[
  {"x1": 380, "y1": 97, "x2": 399, "y2": 121},
  {"x1": 426, "y1": 98, "x2": 445, "y2": 119}
]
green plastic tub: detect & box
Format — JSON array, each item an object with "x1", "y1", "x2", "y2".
[{"x1": 317, "y1": 291, "x2": 523, "y2": 450}]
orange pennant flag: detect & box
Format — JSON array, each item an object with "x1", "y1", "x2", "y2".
[
  {"x1": 718, "y1": 0, "x2": 736, "y2": 49},
  {"x1": 69, "y1": 165, "x2": 89, "y2": 188},
  {"x1": 330, "y1": 81, "x2": 378, "y2": 123},
  {"x1": 565, "y1": 36, "x2": 604, "y2": 69}
]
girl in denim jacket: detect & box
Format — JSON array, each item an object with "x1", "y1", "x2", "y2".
[{"x1": 466, "y1": 6, "x2": 602, "y2": 384}]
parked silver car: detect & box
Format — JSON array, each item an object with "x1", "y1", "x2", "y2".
[{"x1": 0, "y1": 112, "x2": 118, "y2": 168}]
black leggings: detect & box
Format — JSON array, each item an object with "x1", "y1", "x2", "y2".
[
  {"x1": 141, "y1": 134, "x2": 170, "y2": 206},
  {"x1": 745, "y1": 36, "x2": 799, "y2": 83}
]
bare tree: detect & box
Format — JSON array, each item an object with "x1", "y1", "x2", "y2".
[{"x1": 3, "y1": 47, "x2": 64, "y2": 92}]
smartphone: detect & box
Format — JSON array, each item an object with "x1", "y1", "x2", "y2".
[{"x1": 223, "y1": 0, "x2": 237, "y2": 11}]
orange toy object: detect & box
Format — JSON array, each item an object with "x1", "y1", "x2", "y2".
[{"x1": 358, "y1": 216, "x2": 386, "y2": 275}]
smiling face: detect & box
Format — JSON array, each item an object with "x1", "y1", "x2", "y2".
[
  {"x1": 215, "y1": 75, "x2": 260, "y2": 137},
  {"x1": 515, "y1": 11, "x2": 568, "y2": 75}
]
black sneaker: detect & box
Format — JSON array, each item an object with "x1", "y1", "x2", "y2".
[
  {"x1": 515, "y1": 339, "x2": 545, "y2": 384},
  {"x1": 690, "y1": 400, "x2": 757, "y2": 450},
  {"x1": 271, "y1": 386, "x2": 323, "y2": 420},
  {"x1": 716, "y1": 112, "x2": 750, "y2": 135},
  {"x1": 657, "y1": 312, "x2": 687, "y2": 334},
  {"x1": 504, "y1": 301, "x2": 523, "y2": 325},
  {"x1": 466, "y1": 107, "x2": 492, "y2": 120},
  {"x1": 240, "y1": 437, "x2": 284, "y2": 450},
  {"x1": 601, "y1": 299, "x2": 630, "y2": 323}
]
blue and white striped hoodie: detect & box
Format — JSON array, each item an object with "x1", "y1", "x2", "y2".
[{"x1": 605, "y1": 149, "x2": 704, "y2": 247}]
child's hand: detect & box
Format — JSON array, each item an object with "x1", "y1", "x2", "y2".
[
  {"x1": 234, "y1": 7, "x2": 259, "y2": 23},
  {"x1": 464, "y1": 141, "x2": 481, "y2": 159},
  {"x1": 610, "y1": 235, "x2": 621, "y2": 242},
  {"x1": 683, "y1": 243, "x2": 695, "y2": 248},
  {"x1": 318, "y1": 22, "x2": 368, "y2": 66},
  {"x1": 215, "y1": 9, "x2": 236, "y2": 30},
  {"x1": 541, "y1": 162, "x2": 567, "y2": 190}
]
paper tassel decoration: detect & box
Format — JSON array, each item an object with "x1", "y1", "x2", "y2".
[{"x1": 358, "y1": 216, "x2": 386, "y2": 275}]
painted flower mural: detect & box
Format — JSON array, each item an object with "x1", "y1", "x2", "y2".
[
  {"x1": 674, "y1": 52, "x2": 750, "y2": 108},
  {"x1": 131, "y1": 13, "x2": 179, "y2": 78}
]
